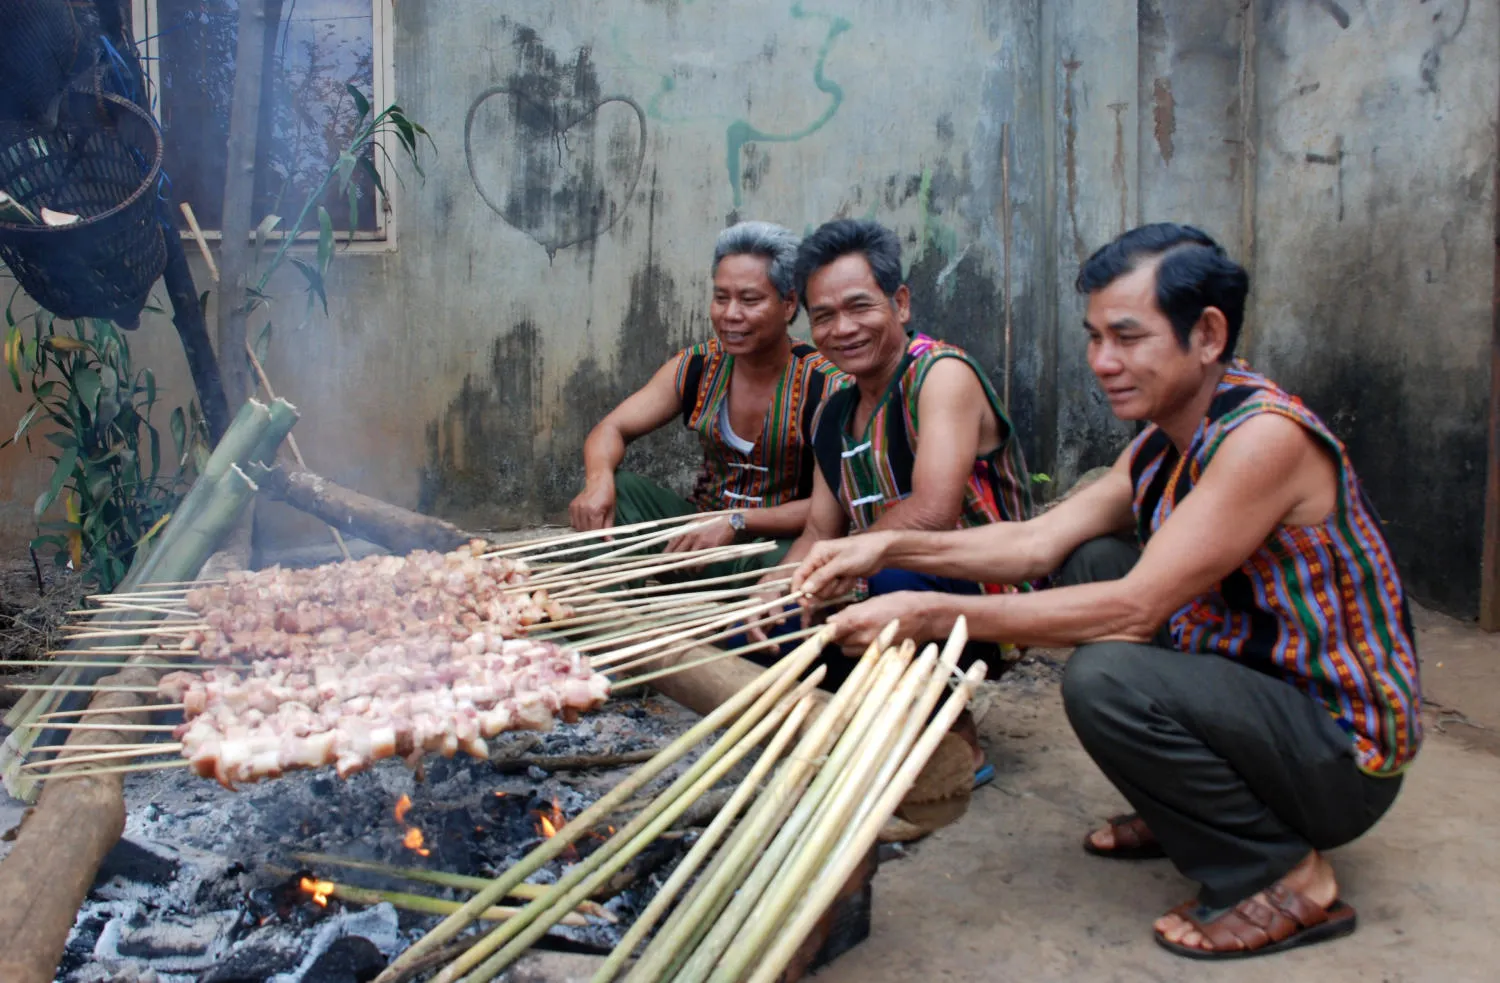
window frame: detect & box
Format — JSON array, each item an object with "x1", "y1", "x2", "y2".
[{"x1": 132, "y1": 0, "x2": 400, "y2": 252}]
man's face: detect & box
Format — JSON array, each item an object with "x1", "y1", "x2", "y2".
[
  {"x1": 1083, "y1": 260, "x2": 1222, "y2": 422},
  {"x1": 805, "y1": 254, "x2": 911, "y2": 379},
  {"x1": 710, "y1": 254, "x2": 797, "y2": 356}
]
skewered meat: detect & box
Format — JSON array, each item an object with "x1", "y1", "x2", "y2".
[{"x1": 162, "y1": 541, "x2": 610, "y2": 787}]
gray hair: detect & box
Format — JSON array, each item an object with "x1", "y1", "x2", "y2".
[{"x1": 712, "y1": 221, "x2": 801, "y2": 302}]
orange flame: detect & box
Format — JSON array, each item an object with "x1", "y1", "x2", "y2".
[
  {"x1": 394, "y1": 794, "x2": 413, "y2": 824},
  {"x1": 403, "y1": 827, "x2": 431, "y2": 857},
  {"x1": 533, "y1": 797, "x2": 566, "y2": 839},
  {"x1": 300, "y1": 876, "x2": 334, "y2": 907}
]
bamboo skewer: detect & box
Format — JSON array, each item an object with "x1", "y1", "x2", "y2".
[
  {"x1": 519, "y1": 544, "x2": 756, "y2": 595},
  {"x1": 22, "y1": 743, "x2": 167, "y2": 753},
  {"x1": 559, "y1": 563, "x2": 797, "y2": 608},
  {"x1": 33, "y1": 759, "x2": 190, "y2": 781},
  {"x1": 536, "y1": 579, "x2": 793, "y2": 634},
  {"x1": 4, "y1": 684, "x2": 163, "y2": 695},
  {"x1": 18, "y1": 721, "x2": 178, "y2": 732},
  {"x1": 37, "y1": 703, "x2": 184, "y2": 720},
  {"x1": 21, "y1": 744, "x2": 183, "y2": 770},
  {"x1": 588, "y1": 590, "x2": 806, "y2": 669},
  {"x1": 534, "y1": 518, "x2": 725, "y2": 582},
  {"x1": 574, "y1": 599, "x2": 766, "y2": 655},
  {"x1": 548, "y1": 543, "x2": 778, "y2": 600},
  {"x1": 608, "y1": 626, "x2": 823, "y2": 691},
  {"x1": 373, "y1": 627, "x2": 834, "y2": 983},
  {"x1": 479, "y1": 511, "x2": 732, "y2": 560},
  {"x1": 1, "y1": 660, "x2": 232, "y2": 672},
  {"x1": 68, "y1": 603, "x2": 196, "y2": 618}
]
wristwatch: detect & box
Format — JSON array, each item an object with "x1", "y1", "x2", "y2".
[{"x1": 727, "y1": 511, "x2": 747, "y2": 538}]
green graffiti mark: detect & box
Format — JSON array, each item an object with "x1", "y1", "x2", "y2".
[
  {"x1": 726, "y1": 4, "x2": 851, "y2": 206},
  {"x1": 908, "y1": 167, "x2": 960, "y2": 278}
]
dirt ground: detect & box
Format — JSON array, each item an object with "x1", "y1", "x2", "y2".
[{"x1": 817, "y1": 606, "x2": 1500, "y2": 983}]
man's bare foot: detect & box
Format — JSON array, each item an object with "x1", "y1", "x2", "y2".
[{"x1": 1155, "y1": 851, "x2": 1340, "y2": 953}]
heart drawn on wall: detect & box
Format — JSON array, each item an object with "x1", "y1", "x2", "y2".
[{"x1": 464, "y1": 85, "x2": 647, "y2": 257}]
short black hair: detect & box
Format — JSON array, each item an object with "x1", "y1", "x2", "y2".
[
  {"x1": 793, "y1": 219, "x2": 904, "y2": 308},
  {"x1": 1076, "y1": 223, "x2": 1250, "y2": 362}
]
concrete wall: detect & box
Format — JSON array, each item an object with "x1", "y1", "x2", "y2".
[{"x1": 0, "y1": 0, "x2": 1495, "y2": 616}]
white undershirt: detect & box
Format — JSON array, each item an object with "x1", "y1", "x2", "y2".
[{"x1": 717, "y1": 399, "x2": 756, "y2": 455}]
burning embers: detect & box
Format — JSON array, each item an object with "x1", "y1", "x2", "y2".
[
  {"x1": 299, "y1": 876, "x2": 335, "y2": 907},
  {"x1": 394, "y1": 794, "x2": 432, "y2": 857}
]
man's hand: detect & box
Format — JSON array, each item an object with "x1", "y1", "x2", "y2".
[
  {"x1": 569, "y1": 476, "x2": 617, "y2": 532},
  {"x1": 826, "y1": 591, "x2": 950, "y2": 655},
  {"x1": 792, "y1": 532, "x2": 894, "y2": 600},
  {"x1": 744, "y1": 571, "x2": 795, "y2": 643},
  {"x1": 664, "y1": 516, "x2": 737, "y2": 564}
]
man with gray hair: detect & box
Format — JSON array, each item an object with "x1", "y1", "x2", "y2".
[{"x1": 569, "y1": 221, "x2": 843, "y2": 576}]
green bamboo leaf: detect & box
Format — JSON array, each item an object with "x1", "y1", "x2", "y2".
[
  {"x1": 4, "y1": 323, "x2": 20, "y2": 391},
  {"x1": 253, "y1": 213, "x2": 282, "y2": 266},
  {"x1": 253, "y1": 321, "x2": 273, "y2": 365},
  {"x1": 392, "y1": 113, "x2": 417, "y2": 154},
  {"x1": 45, "y1": 431, "x2": 76, "y2": 450},
  {"x1": 148, "y1": 424, "x2": 161, "y2": 483},
  {"x1": 7, "y1": 402, "x2": 40, "y2": 447},
  {"x1": 290, "y1": 258, "x2": 329, "y2": 315},
  {"x1": 36, "y1": 446, "x2": 78, "y2": 516},
  {"x1": 347, "y1": 84, "x2": 371, "y2": 122},
  {"x1": 74, "y1": 366, "x2": 101, "y2": 416},
  {"x1": 143, "y1": 368, "x2": 156, "y2": 409},
  {"x1": 86, "y1": 467, "x2": 112, "y2": 503},
  {"x1": 355, "y1": 154, "x2": 386, "y2": 196},
  {"x1": 317, "y1": 206, "x2": 334, "y2": 275}
]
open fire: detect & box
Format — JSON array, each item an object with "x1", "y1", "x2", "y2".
[
  {"x1": 299, "y1": 876, "x2": 334, "y2": 907},
  {"x1": 394, "y1": 793, "x2": 432, "y2": 857}
]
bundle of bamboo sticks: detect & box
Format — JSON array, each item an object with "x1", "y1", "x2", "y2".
[
  {"x1": 9, "y1": 510, "x2": 837, "y2": 783},
  {"x1": 367, "y1": 616, "x2": 985, "y2": 983}
]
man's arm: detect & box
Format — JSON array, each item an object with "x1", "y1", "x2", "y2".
[
  {"x1": 796, "y1": 451, "x2": 1136, "y2": 598},
  {"x1": 864, "y1": 359, "x2": 988, "y2": 533},
  {"x1": 568, "y1": 358, "x2": 684, "y2": 530},
  {"x1": 829, "y1": 414, "x2": 1334, "y2": 649}
]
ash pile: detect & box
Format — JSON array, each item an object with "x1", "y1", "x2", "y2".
[{"x1": 55, "y1": 694, "x2": 703, "y2": 983}]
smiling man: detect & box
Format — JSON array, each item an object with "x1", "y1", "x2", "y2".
[
  {"x1": 791, "y1": 223, "x2": 1421, "y2": 959},
  {"x1": 756, "y1": 219, "x2": 1031, "y2": 719},
  {"x1": 568, "y1": 222, "x2": 839, "y2": 576}
]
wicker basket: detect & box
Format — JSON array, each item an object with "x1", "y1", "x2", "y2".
[{"x1": 0, "y1": 91, "x2": 166, "y2": 328}]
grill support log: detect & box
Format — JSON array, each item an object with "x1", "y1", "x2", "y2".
[
  {"x1": 254, "y1": 465, "x2": 478, "y2": 555},
  {"x1": 0, "y1": 663, "x2": 163, "y2": 983}
]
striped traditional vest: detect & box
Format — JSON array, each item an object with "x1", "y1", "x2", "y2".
[
  {"x1": 812, "y1": 333, "x2": 1033, "y2": 533},
  {"x1": 673, "y1": 338, "x2": 841, "y2": 512},
  {"x1": 1129, "y1": 361, "x2": 1422, "y2": 775}
]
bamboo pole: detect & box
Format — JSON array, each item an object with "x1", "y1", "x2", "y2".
[
  {"x1": 372, "y1": 627, "x2": 835, "y2": 983},
  {"x1": 316, "y1": 881, "x2": 589, "y2": 928},
  {"x1": 746, "y1": 660, "x2": 989, "y2": 983},
  {"x1": 666, "y1": 645, "x2": 912, "y2": 983},
  {"x1": 449, "y1": 680, "x2": 823, "y2": 983},
  {"x1": 590, "y1": 680, "x2": 810, "y2": 983},
  {"x1": 709, "y1": 642, "x2": 931, "y2": 982},
  {"x1": 622, "y1": 624, "x2": 896, "y2": 983}
]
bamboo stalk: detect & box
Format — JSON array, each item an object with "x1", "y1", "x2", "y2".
[
  {"x1": 262, "y1": 868, "x2": 594, "y2": 928},
  {"x1": 290, "y1": 854, "x2": 611, "y2": 920},
  {"x1": 667, "y1": 645, "x2": 912, "y2": 983},
  {"x1": 37, "y1": 703, "x2": 184, "y2": 721},
  {"x1": 22, "y1": 744, "x2": 182, "y2": 770},
  {"x1": 180, "y1": 202, "x2": 220, "y2": 281},
  {"x1": 479, "y1": 512, "x2": 732, "y2": 559},
  {"x1": 622, "y1": 624, "x2": 897, "y2": 983},
  {"x1": 32, "y1": 759, "x2": 190, "y2": 781},
  {"x1": 746, "y1": 658, "x2": 988, "y2": 983},
  {"x1": 446, "y1": 678, "x2": 825, "y2": 983},
  {"x1": 372, "y1": 627, "x2": 835, "y2": 983},
  {"x1": 590, "y1": 680, "x2": 811, "y2": 983},
  {"x1": 710, "y1": 641, "x2": 929, "y2": 982}
]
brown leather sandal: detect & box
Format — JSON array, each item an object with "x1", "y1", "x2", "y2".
[
  {"x1": 1081, "y1": 813, "x2": 1166, "y2": 860},
  {"x1": 1154, "y1": 883, "x2": 1358, "y2": 960}
]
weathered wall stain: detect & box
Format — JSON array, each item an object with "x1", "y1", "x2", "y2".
[
  {"x1": 464, "y1": 28, "x2": 647, "y2": 257},
  {"x1": 1420, "y1": 0, "x2": 1470, "y2": 93},
  {"x1": 1062, "y1": 56, "x2": 1087, "y2": 263},
  {"x1": 1152, "y1": 78, "x2": 1175, "y2": 163}
]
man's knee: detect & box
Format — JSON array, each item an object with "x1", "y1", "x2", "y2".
[
  {"x1": 1060, "y1": 642, "x2": 1152, "y2": 739},
  {"x1": 1054, "y1": 536, "x2": 1139, "y2": 588}
]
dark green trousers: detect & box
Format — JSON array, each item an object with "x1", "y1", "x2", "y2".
[
  {"x1": 1057, "y1": 537, "x2": 1403, "y2": 907},
  {"x1": 611, "y1": 471, "x2": 792, "y2": 580}
]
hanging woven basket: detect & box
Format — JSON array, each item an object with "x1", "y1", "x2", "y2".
[{"x1": 0, "y1": 91, "x2": 166, "y2": 328}]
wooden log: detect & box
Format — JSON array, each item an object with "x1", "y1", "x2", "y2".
[
  {"x1": 254, "y1": 464, "x2": 479, "y2": 554},
  {"x1": 0, "y1": 663, "x2": 161, "y2": 983}
]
